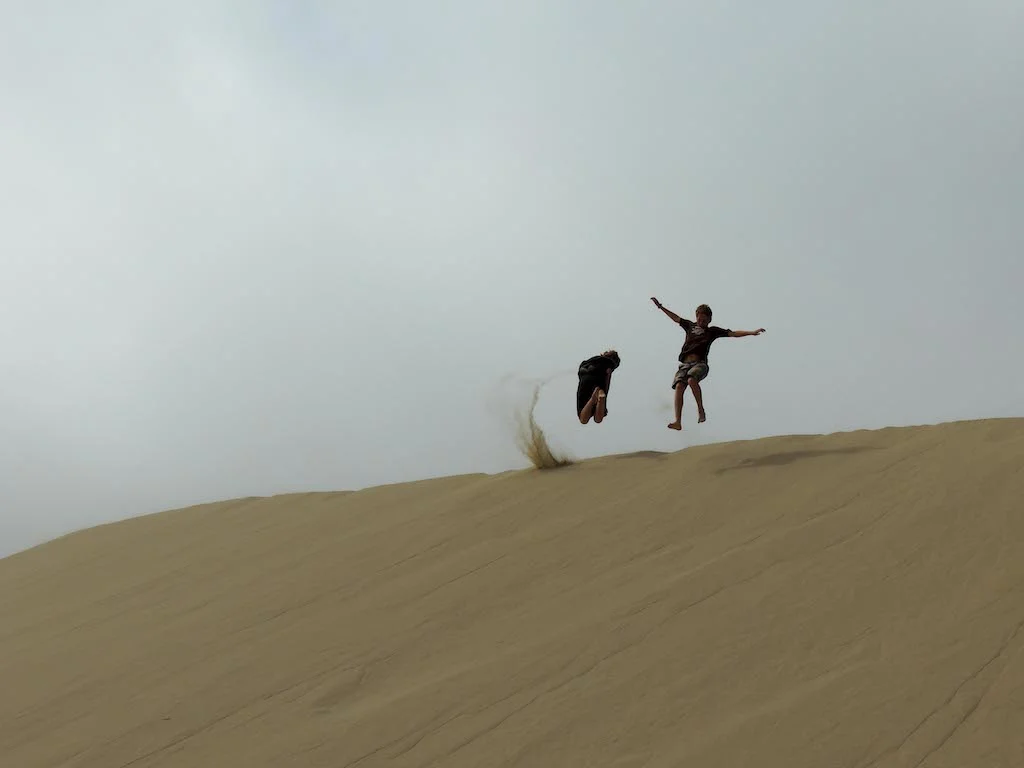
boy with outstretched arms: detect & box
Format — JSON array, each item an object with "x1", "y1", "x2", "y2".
[{"x1": 650, "y1": 298, "x2": 764, "y2": 430}]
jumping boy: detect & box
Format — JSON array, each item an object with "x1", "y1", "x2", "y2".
[
  {"x1": 650, "y1": 297, "x2": 764, "y2": 430},
  {"x1": 577, "y1": 349, "x2": 620, "y2": 424}
]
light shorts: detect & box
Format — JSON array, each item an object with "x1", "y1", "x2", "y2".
[{"x1": 672, "y1": 360, "x2": 709, "y2": 389}]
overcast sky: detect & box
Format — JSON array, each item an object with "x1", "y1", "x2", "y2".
[{"x1": 1, "y1": 1, "x2": 1022, "y2": 557}]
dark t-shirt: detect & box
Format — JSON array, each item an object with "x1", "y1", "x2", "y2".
[
  {"x1": 678, "y1": 318, "x2": 731, "y2": 363},
  {"x1": 578, "y1": 354, "x2": 618, "y2": 391}
]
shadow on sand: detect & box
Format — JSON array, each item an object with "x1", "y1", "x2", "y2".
[
  {"x1": 714, "y1": 445, "x2": 879, "y2": 474},
  {"x1": 608, "y1": 450, "x2": 672, "y2": 461}
]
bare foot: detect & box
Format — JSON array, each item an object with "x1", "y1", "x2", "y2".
[
  {"x1": 697, "y1": 411, "x2": 706, "y2": 424},
  {"x1": 667, "y1": 421, "x2": 682, "y2": 431}
]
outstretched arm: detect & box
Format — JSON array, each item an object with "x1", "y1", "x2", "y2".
[
  {"x1": 650, "y1": 297, "x2": 682, "y2": 324},
  {"x1": 728, "y1": 328, "x2": 766, "y2": 337}
]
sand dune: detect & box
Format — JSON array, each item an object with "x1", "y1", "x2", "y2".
[{"x1": 2, "y1": 418, "x2": 1024, "y2": 767}]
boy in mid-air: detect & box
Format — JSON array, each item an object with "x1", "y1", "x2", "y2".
[
  {"x1": 577, "y1": 349, "x2": 620, "y2": 424},
  {"x1": 650, "y1": 297, "x2": 764, "y2": 430}
]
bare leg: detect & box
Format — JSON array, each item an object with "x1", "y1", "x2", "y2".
[
  {"x1": 689, "y1": 378, "x2": 706, "y2": 423},
  {"x1": 578, "y1": 387, "x2": 601, "y2": 424},
  {"x1": 668, "y1": 383, "x2": 684, "y2": 430},
  {"x1": 594, "y1": 390, "x2": 607, "y2": 423}
]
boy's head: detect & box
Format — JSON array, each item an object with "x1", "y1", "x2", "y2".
[
  {"x1": 695, "y1": 304, "x2": 712, "y2": 327},
  {"x1": 603, "y1": 349, "x2": 621, "y2": 369}
]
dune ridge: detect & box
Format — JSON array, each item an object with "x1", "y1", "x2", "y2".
[{"x1": 2, "y1": 417, "x2": 1024, "y2": 767}]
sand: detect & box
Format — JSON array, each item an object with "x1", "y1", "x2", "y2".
[{"x1": 2, "y1": 417, "x2": 1023, "y2": 767}]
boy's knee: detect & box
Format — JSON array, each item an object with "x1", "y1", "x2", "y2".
[{"x1": 687, "y1": 377, "x2": 701, "y2": 388}]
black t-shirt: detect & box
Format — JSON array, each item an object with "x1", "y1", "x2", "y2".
[
  {"x1": 678, "y1": 318, "x2": 731, "y2": 363},
  {"x1": 578, "y1": 354, "x2": 618, "y2": 390}
]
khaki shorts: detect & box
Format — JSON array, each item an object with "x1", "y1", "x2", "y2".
[{"x1": 672, "y1": 360, "x2": 709, "y2": 389}]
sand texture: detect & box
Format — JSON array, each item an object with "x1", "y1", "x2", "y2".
[{"x1": 2, "y1": 418, "x2": 1024, "y2": 767}]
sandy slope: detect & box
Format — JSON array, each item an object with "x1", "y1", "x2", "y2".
[{"x1": 2, "y1": 418, "x2": 1024, "y2": 767}]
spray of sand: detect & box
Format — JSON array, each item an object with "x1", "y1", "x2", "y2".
[
  {"x1": 513, "y1": 380, "x2": 574, "y2": 470},
  {"x1": 489, "y1": 373, "x2": 575, "y2": 470}
]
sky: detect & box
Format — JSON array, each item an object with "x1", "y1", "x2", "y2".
[{"x1": 1, "y1": 1, "x2": 1022, "y2": 557}]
